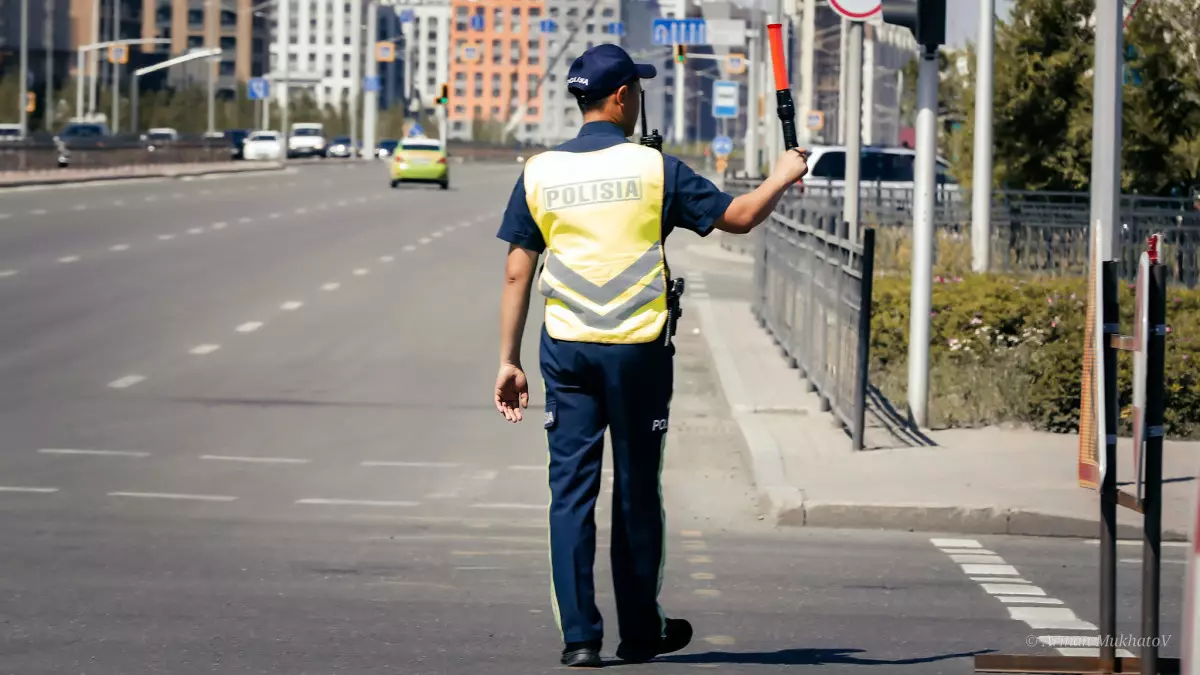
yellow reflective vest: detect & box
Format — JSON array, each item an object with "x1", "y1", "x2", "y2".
[{"x1": 523, "y1": 142, "x2": 668, "y2": 344}]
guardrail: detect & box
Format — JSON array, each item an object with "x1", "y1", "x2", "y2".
[
  {"x1": 0, "y1": 135, "x2": 236, "y2": 172},
  {"x1": 731, "y1": 178, "x2": 877, "y2": 450}
]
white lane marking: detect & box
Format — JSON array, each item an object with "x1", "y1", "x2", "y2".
[
  {"x1": 1035, "y1": 637, "x2": 1135, "y2": 658},
  {"x1": 1007, "y1": 606, "x2": 1096, "y2": 631},
  {"x1": 507, "y1": 465, "x2": 545, "y2": 471},
  {"x1": 418, "y1": 237, "x2": 432, "y2": 244},
  {"x1": 356, "y1": 196, "x2": 367, "y2": 203},
  {"x1": 72, "y1": 204, "x2": 87, "y2": 211},
  {"x1": 470, "y1": 503, "x2": 545, "y2": 510},
  {"x1": 337, "y1": 200, "x2": 348, "y2": 207},
  {"x1": 145, "y1": 196, "x2": 157, "y2": 202},
  {"x1": 321, "y1": 282, "x2": 340, "y2": 291},
  {"x1": 296, "y1": 498, "x2": 419, "y2": 507},
  {"x1": 270, "y1": 212, "x2": 281, "y2": 219},
  {"x1": 961, "y1": 564, "x2": 1019, "y2": 576},
  {"x1": 0, "y1": 486, "x2": 59, "y2": 493},
  {"x1": 110, "y1": 244, "x2": 130, "y2": 252},
  {"x1": 943, "y1": 548, "x2": 996, "y2": 555},
  {"x1": 236, "y1": 322, "x2": 264, "y2": 333},
  {"x1": 690, "y1": 572, "x2": 716, "y2": 580},
  {"x1": 456, "y1": 566, "x2": 505, "y2": 571},
  {"x1": 112, "y1": 200, "x2": 125, "y2": 206},
  {"x1": 997, "y1": 596, "x2": 1064, "y2": 605},
  {"x1": 431, "y1": 231, "x2": 444, "y2": 238},
  {"x1": 171, "y1": 192, "x2": 184, "y2": 199},
  {"x1": 187, "y1": 228, "x2": 204, "y2": 235},
  {"x1": 380, "y1": 255, "x2": 395, "y2": 263},
  {"x1": 474, "y1": 214, "x2": 487, "y2": 222},
  {"x1": 931, "y1": 538, "x2": 982, "y2": 548},
  {"x1": 1085, "y1": 539, "x2": 1188, "y2": 548},
  {"x1": 281, "y1": 301, "x2": 303, "y2": 311},
  {"x1": 352, "y1": 268, "x2": 369, "y2": 276},
  {"x1": 444, "y1": 225, "x2": 456, "y2": 232},
  {"x1": 109, "y1": 491, "x2": 237, "y2": 502},
  {"x1": 1121, "y1": 557, "x2": 1185, "y2": 564},
  {"x1": 459, "y1": 221, "x2": 472, "y2": 228},
  {"x1": 200, "y1": 455, "x2": 310, "y2": 464},
  {"x1": 361, "y1": 461, "x2": 462, "y2": 468},
  {"x1": 158, "y1": 234, "x2": 175, "y2": 240},
  {"x1": 403, "y1": 244, "x2": 417, "y2": 252},
  {"x1": 189, "y1": 344, "x2": 221, "y2": 355},
  {"x1": 950, "y1": 554, "x2": 1007, "y2": 565},
  {"x1": 981, "y1": 583, "x2": 1045, "y2": 596},
  {"x1": 0, "y1": 270, "x2": 17, "y2": 278},
  {"x1": 470, "y1": 470, "x2": 499, "y2": 481},
  {"x1": 212, "y1": 221, "x2": 228, "y2": 230},
  {"x1": 200, "y1": 189, "x2": 212, "y2": 195},
  {"x1": 39, "y1": 448, "x2": 149, "y2": 457},
  {"x1": 239, "y1": 216, "x2": 252, "y2": 224},
  {"x1": 0, "y1": 213, "x2": 9, "y2": 220},
  {"x1": 970, "y1": 576, "x2": 1031, "y2": 583},
  {"x1": 295, "y1": 207, "x2": 307, "y2": 214},
  {"x1": 58, "y1": 256, "x2": 80, "y2": 263},
  {"x1": 30, "y1": 208, "x2": 47, "y2": 215},
  {"x1": 108, "y1": 375, "x2": 146, "y2": 389},
  {"x1": 694, "y1": 589, "x2": 721, "y2": 597}
]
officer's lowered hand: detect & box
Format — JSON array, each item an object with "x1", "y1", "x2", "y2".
[
  {"x1": 495, "y1": 363, "x2": 529, "y2": 423},
  {"x1": 770, "y1": 148, "x2": 809, "y2": 186}
]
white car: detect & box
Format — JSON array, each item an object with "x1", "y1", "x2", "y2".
[
  {"x1": 801, "y1": 145, "x2": 959, "y2": 191},
  {"x1": 288, "y1": 122, "x2": 326, "y2": 158},
  {"x1": 242, "y1": 130, "x2": 284, "y2": 161}
]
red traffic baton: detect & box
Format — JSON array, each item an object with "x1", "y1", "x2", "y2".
[{"x1": 766, "y1": 23, "x2": 798, "y2": 151}]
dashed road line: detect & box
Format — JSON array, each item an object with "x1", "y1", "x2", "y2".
[
  {"x1": 0, "y1": 270, "x2": 17, "y2": 278},
  {"x1": 295, "y1": 207, "x2": 307, "y2": 214},
  {"x1": 200, "y1": 455, "x2": 310, "y2": 464},
  {"x1": 270, "y1": 212, "x2": 281, "y2": 219},
  {"x1": 189, "y1": 344, "x2": 221, "y2": 355},
  {"x1": 212, "y1": 221, "x2": 228, "y2": 230},
  {"x1": 353, "y1": 268, "x2": 369, "y2": 276},
  {"x1": 30, "y1": 208, "x2": 47, "y2": 215},
  {"x1": 361, "y1": 460, "x2": 463, "y2": 468},
  {"x1": 687, "y1": 555, "x2": 712, "y2": 564},
  {"x1": 239, "y1": 216, "x2": 253, "y2": 224},
  {"x1": 58, "y1": 255, "x2": 80, "y2": 263},
  {"x1": 380, "y1": 255, "x2": 395, "y2": 263},
  {"x1": 281, "y1": 301, "x2": 303, "y2": 311},
  {"x1": 0, "y1": 213, "x2": 10, "y2": 220},
  {"x1": 158, "y1": 234, "x2": 175, "y2": 240},
  {"x1": 39, "y1": 448, "x2": 149, "y2": 457},
  {"x1": 431, "y1": 231, "x2": 444, "y2": 238},
  {"x1": 690, "y1": 572, "x2": 716, "y2": 580},
  {"x1": 72, "y1": 204, "x2": 87, "y2": 211},
  {"x1": 296, "y1": 498, "x2": 419, "y2": 507},
  {"x1": 321, "y1": 282, "x2": 340, "y2": 291},
  {"x1": 236, "y1": 321, "x2": 264, "y2": 333},
  {"x1": 110, "y1": 244, "x2": 130, "y2": 252},
  {"x1": 403, "y1": 244, "x2": 417, "y2": 252},
  {"x1": 507, "y1": 465, "x2": 544, "y2": 471},
  {"x1": 0, "y1": 486, "x2": 59, "y2": 493},
  {"x1": 693, "y1": 589, "x2": 721, "y2": 597},
  {"x1": 113, "y1": 200, "x2": 124, "y2": 206},
  {"x1": 187, "y1": 228, "x2": 204, "y2": 235},
  {"x1": 418, "y1": 237, "x2": 432, "y2": 244},
  {"x1": 109, "y1": 491, "x2": 237, "y2": 502},
  {"x1": 108, "y1": 375, "x2": 146, "y2": 389},
  {"x1": 471, "y1": 503, "x2": 546, "y2": 510}
]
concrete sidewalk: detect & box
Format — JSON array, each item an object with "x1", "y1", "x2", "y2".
[
  {"x1": 678, "y1": 237, "x2": 1199, "y2": 540},
  {"x1": 0, "y1": 161, "x2": 283, "y2": 188}
]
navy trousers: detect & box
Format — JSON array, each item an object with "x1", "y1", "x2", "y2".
[{"x1": 540, "y1": 325, "x2": 674, "y2": 645}]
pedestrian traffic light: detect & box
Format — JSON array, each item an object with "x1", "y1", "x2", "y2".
[
  {"x1": 673, "y1": 45, "x2": 686, "y2": 63},
  {"x1": 437, "y1": 83, "x2": 449, "y2": 105},
  {"x1": 25, "y1": 91, "x2": 35, "y2": 113},
  {"x1": 881, "y1": 0, "x2": 946, "y2": 48}
]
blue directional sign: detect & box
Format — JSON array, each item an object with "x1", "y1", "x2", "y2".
[
  {"x1": 606, "y1": 21, "x2": 625, "y2": 36},
  {"x1": 408, "y1": 123, "x2": 424, "y2": 137},
  {"x1": 539, "y1": 18, "x2": 557, "y2": 32},
  {"x1": 398, "y1": 9, "x2": 415, "y2": 23},
  {"x1": 712, "y1": 79, "x2": 739, "y2": 119},
  {"x1": 711, "y1": 135, "x2": 733, "y2": 157},
  {"x1": 363, "y1": 75, "x2": 381, "y2": 93},
  {"x1": 469, "y1": 13, "x2": 484, "y2": 31},
  {"x1": 248, "y1": 77, "x2": 270, "y2": 100},
  {"x1": 651, "y1": 18, "x2": 706, "y2": 46}
]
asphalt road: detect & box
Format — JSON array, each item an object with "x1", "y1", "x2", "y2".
[{"x1": 0, "y1": 160, "x2": 1186, "y2": 674}]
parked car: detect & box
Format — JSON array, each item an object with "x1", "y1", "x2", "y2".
[
  {"x1": 288, "y1": 122, "x2": 325, "y2": 158},
  {"x1": 390, "y1": 137, "x2": 448, "y2": 190},
  {"x1": 801, "y1": 145, "x2": 958, "y2": 191},
  {"x1": 242, "y1": 130, "x2": 284, "y2": 161},
  {"x1": 325, "y1": 136, "x2": 354, "y2": 158},
  {"x1": 376, "y1": 139, "x2": 399, "y2": 159},
  {"x1": 224, "y1": 129, "x2": 251, "y2": 159}
]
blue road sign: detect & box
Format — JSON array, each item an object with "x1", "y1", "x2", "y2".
[
  {"x1": 469, "y1": 13, "x2": 484, "y2": 31},
  {"x1": 539, "y1": 18, "x2": 557, "y2": 32},
  {"x1": 409, "y1": 123, "x2": 424, "y2": 137},
  {"x1": 248, "y1": 77, "x2": 270, "y2": 101},
  {"x1": 712, "y1": 80, "x2": 738, "y2": 119},
  {"x1": 607, "y1": 21, "x2": 625, "y2": 36},
  {"x1": 651, "y1": 18, "x2": 706, "y2": 46},
  {"x1": 398, "y1": 9, "x2": 415, "y2": 23},
  {"x1": 711, "y1": 135, "x2": 733, "y2": 157},
  {"x1": 363, "y1": 75, "x2": 381, "y2": 93}
]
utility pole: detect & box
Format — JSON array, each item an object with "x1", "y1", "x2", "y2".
[
  {"x1": 112, "y1": 0, "x2": 121, "y2": 132},
  {"x1": 19, "y1": 0, "x2": 29, "y2": 138},
  {"x1": 744, "y1": 16, "x2": 760, "y2": 177},
  {"x1": 348, "y1": 0, "x2": 362, "y2": 151},
  {"x1": 279, "y1": 0, "x2": 290, "y2": 156},
  {"x1": 797, "y1": 0, "x2": 815, "y2": 145},
  {"x1": 672, "y1": 0, "x2": 686, "y2": 146},
  {"x1": 207, "y1": 0, "x2": 216, "y2": 134},
  {"x1": 971, "y1": 0, "x2": 995, "y2": 272},
  {"x1": 363, "y1": 0, "x2": 379, "y2": 157},
  {"x1": 45, "y1": 0, "x2": 55, "y2": 132},
  {"x1": 843, "y1": 20, "x2": 863, "y2": 243},
  {"x1": 1090, "y1": 0, "x2": 1123, "y2": 263}
]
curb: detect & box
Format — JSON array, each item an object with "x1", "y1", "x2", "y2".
[
  {"x1": 0, "y1": 162, "x2": 285, "y2": 188},
  {"x1": 690, "y1": 293, "x2": 1189, "y2": 541}
]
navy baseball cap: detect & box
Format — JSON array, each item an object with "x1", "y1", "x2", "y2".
[{"x1": 566, "y1": 44, "x2": 656, "y2": 101}]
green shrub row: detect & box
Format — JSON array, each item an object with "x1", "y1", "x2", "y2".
[{"x1": 869, "y1": 274, "x2": 1200, "y2": 438}]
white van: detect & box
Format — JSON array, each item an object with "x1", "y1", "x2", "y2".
[
  {"x1": 288, "y1": 122, "x2": 326, "y2": 158},
  {"x1": 802, "y1": 145, "x2": 959, "y2": 191}
]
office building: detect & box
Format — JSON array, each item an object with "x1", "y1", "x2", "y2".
[
  {"x1": 138, "y1": 0, "x2": 269, "y2": 96},
  {"x1": 386, "y1": 0, "x2": 450, "y2": 115},
  {"x1": 267, "y1": 0, "x2": 365, "y2": 110}
]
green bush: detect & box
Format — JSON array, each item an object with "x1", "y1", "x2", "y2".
[{"x1": 870, "y1": 274, "x2": 1200, "y2": 438}]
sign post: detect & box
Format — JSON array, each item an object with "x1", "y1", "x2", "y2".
[
  {"x1": 711, "y1": 80, "x2": 739, "y2": 119},
  {"x1": 248, "y1": 77, "x2": 270, "y2": 101}
]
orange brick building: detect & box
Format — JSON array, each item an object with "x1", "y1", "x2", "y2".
[{"x1": 447, "y1": 0, "x2": 546, "y2": 134}]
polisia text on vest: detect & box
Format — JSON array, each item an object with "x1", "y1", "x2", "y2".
[{"x1": 542, "y1": 177, "x2": 643, "y2": 212}]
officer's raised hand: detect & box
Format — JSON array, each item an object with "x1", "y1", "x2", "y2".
[
  {"x1": 494, "y1": 362, "x2": 528, "y2": 423},
  {"x1": 770, "y1": 148, "x2": 810, "y2": 186}
]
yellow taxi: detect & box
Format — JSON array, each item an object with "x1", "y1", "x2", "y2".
[{"x1": 390, "y1": 137, "x2": 449, "y2": 190}]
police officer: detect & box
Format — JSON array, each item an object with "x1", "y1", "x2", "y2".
[{"x1": 493, "y1": 44, "x2": 808, "y2": 667}]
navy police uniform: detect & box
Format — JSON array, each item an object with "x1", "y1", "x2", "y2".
[{"x1": 496, "y1": 44, "x2": 732, "y2": 661}]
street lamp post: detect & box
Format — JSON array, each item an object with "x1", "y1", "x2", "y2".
[
  {"x1": 18, "y1": 0, "x2": 29, "y2": 138},
  {"x1": 75, "y1": 39, "x2": 173, "y2": 121},
  {"x1": 132, "y1": 48, "x2": 223, "y2": 134}
]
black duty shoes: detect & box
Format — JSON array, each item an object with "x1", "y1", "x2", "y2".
[
  {"x1": 561, "y1": 640, "x2": 603, "y2": 668},
  {"x1": 615, "y1": 618, "x2": 693, "y2": 664}
]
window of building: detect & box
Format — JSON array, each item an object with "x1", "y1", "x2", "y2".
[
  {"x1": 549, "y1": 6, "x2": 558, "y2": 17},
  {"x1": 455, "y1": 85, "x2": 466, "y2": 97},
  {"x1": 566, "y1": 7, "x2": 578, "y2": 16},
  {"x1": 491, "y1": 73, "x2": 501, "y2": 87},
  {"x1": 220, "y1": 36, "x2": 236, "y2": 51},
  {"x1": 188, "y1": 9, "x2": 203, "y2": 27},
  {"x1": 455, "y1": 105, "x2": 465, "y2": 114},
  {"x1": 473, "y1": 105, "x2": 483, "y2": 117},
  {"x1": 427, "y1": 77, "x2": 436, "y2": 88},
  {"x1": 221, "y1": 10, "x2": 237, "y2": 26},
  {"x1": 511, "y1": 7, "x2": 521, "y2": 32},
  {"x1": 455, "y1": 72, "x2": 467, "y2": 82},
  {"x1": 492, "y1": 7, "x2": 504, "y2": 32},
  {"x1": 602, "y1": 7, "x2": 614, "y2": 17},
  {"x1": 492, "y1": 39, "x2": 502, "y2": 64},
  {"x1": 325, "y1": 68, "x2": 333, "y2": 77},
  {"x1": 531, "y1": 6, "x2": 541, "y2": 17},
  {"x1": 455, "y1": 6, "x2": 467, "y2": 17},
  {"x1": 453, "y1": 121, "x2": 464, "y2": 131},
  {"x1": 343, "y1": 69, "x2": 351, "y2": 77},
  {"x1": 492, "y1": 105, "x2": 501, "y2": 118},
  {"x1": 456, "y1": 20, "x2": 466, "y2": 31},
  {"x1": 586, "y1": 24, "x2": 594, "y2": 34},
  {"x1": 527, "y1": 106, "x2": 539, "y2": 116},
  {"x1": 187, "y1": 35, "x2": 204, "y2": 48},
  {"x1": 344, "y1": 36, "x2": 351, "y2": 44}
]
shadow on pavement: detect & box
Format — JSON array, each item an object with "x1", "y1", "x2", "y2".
[
  {"x1": 653, "y1": 647, "x2": 993, "y2": 666},
  {"x1": 865, "y1": 384, "x2": 938, "y2": 449}
]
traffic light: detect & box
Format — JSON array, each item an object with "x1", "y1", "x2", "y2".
[
  {"x1": 25, "y1": 91, "x2": 34, "y2": 113},
  {"x1": 673, "y1": 45, "x2": 686, "y2": 63},
  {"x1": 437, "y1": 83, "x2": 449, "y2": 105},
  {"x1": 882, "y1": 0, "x2": 946, "y2": 49}
]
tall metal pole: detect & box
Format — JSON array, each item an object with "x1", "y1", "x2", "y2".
[
  {"x1": 89, "y1": 0, "x2": 99, "y2": 116},
  {"x1": 907, "y1": 46, "x2": 938, "y2": 429},
  {"x1": 797, "y1": 0, "x2": 814, "y2": 145},
  {"x1": 44, "y1": 0, "x2": 55, "y2": 132},
  {"x1": 111, "y1": 0, "x2": 120, "y2": 132},
  {"x1": 76, "y1": 48, "x2": 85, "y2": 120},
  {"x1": 1090, "y1": 0, "x2": 1124, "y2": 264},
  {"x1": 207, "y1": 0, "x2": 216, "y2": 134},
  {"x1": 671, "y1": 0, "x2": 686, "y2": 146},
  {"x1": 348, "y1": 0, "x2": 361, "y2": 150},
  {"x1": 131, "y1": 71, "x2": 139, "y2": 133},
  {"x1": 971, "y1": 0, "x2": 995, "y2": 273},
  {"x1": 744, "y1": 29, "x2": 760, "y2": 177},
  {"x1": 843, "y1": 20, "x2": 863, "y2": 243},
  {"x1": 207, "y1": 54, "x2": 216, "y2": 134},
  {"x1": 363, "y1": 1, "x2": 379, "y2": 157},
  {"x1": 18, "y1": 0, "x2": 29, "y2": 138}
]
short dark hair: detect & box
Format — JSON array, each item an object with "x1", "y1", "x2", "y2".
[{"x1": 575, "y1": 92, "x2": 611, "y2": 114}]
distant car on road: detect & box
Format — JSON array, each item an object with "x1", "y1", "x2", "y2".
[
  {"x1": 376, "y1": 139, "x2": 399, "y2": 159},
  {"x1": 288, "y1": 122, "x2": 325, "y2": 159},
  {"x1": 326, "y1": 136, "x2": 354, "y2": 158},
  {"x1": 390, "y1": 138, "x2": 448, "y2": 190},
  {"x1": 800, "y1": 145, "x2": 958, "y2": 192},
  {"x1": 242, "y1": 130, "x2": 284, "y2": 161}
]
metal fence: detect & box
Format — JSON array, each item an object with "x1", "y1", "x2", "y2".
[
  {"x1": 734, "y1": 178, "x2": 877, "y2": 450},
  {"x1": 0, "y1": 134, "x2": 236, "y2": 172}
]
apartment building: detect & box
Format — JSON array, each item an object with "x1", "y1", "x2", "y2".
[
  {"x1": 142, "y1": 0, "x2": 270, "y2": 95},
  {"x1": 265, "y1": 0, "x2": 365, "y2": 110},
  {"x1": 387, "y1": 0, "x2": 450, "y2": 116}
]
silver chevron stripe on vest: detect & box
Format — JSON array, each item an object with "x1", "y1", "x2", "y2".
[{"x1": 543, "y1": 242, "x2": 663, "y2": 306}]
